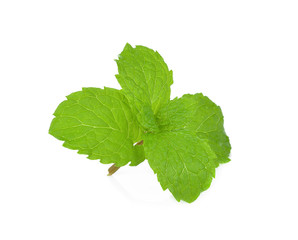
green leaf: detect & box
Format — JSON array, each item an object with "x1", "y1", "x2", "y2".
[
  {"x1": 49, "y1": 87, "x2": 145, "y2": 167},
  {"x1": 115, "y1": 43, "x2": 173, "y2": 132},
  {"x1": 144, "y1": 130, "x2": 217, "y2": 203},
  {"x1": 49, "y1": 43, "x2": 231, "y2": 203},
  {"x1": 156, "y1": 93, "x2": 231, "y2": 163}
]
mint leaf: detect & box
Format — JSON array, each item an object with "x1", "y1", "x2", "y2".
[
  {"x1": 49, "y1": 87, "x2": 144, "y2": 166},
  {"x1": 49, "y1": 43, "x2": 231, "y2": 203},
  {"x1": 144, "y1": 130, "x2": 217, "y2": 203},
  {"x1": 115, "y1": 43, "x2": 173, "y2": 131},
  {"x1": 156, "y1": 93, "x2": 231, "y2": 163}
]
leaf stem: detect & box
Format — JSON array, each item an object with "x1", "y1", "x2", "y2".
[
  {"x1": 107, "y1": 140, "x2": 144, "y2": 176},
  {"x1": 107, "y1": 164, "x2": 120, "y2": 176},
  {"x1": 135, "y1": 140, "x2": 143, "y2": 145}
]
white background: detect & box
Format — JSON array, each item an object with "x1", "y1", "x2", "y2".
[{"x1": 1, "y1": 1, "x2": 297, "y2": 239}]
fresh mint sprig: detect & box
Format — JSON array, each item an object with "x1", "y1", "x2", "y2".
[{"x1": 49, "y1": 43, "x2": 231, "y2": 203}]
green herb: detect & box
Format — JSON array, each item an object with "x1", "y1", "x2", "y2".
[{"x1": 49, "y1": 43, "x2": 231, "y2": 203}]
